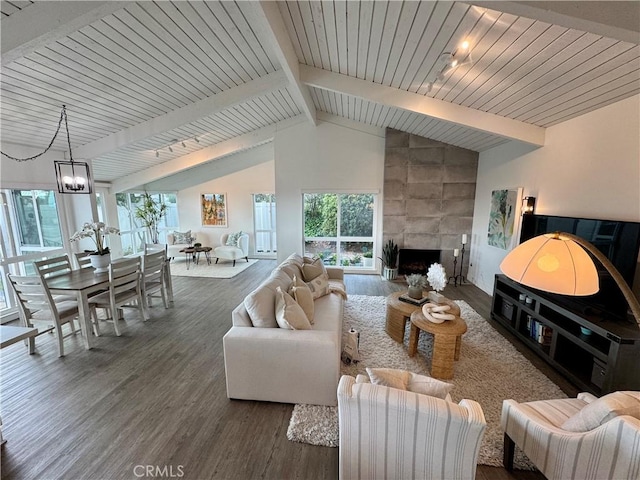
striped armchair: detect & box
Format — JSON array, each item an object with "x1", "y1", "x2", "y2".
[
  {"x1": 501, "y1": 393, "x2": 640, "y2": 480},
  {"x1": 337, "y1": 375, "x2": 486, "y2": 480}
]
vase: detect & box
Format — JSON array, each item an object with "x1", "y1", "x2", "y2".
[
  {"x1": 382, "y1": 267, "x2": 398, "y2": 281},
  {"x1": 89, "y1": 252, "x2": 111, "y2": 273},
  {"x1": 408, "y1": 286, "x2": 423, "y2": 299}
]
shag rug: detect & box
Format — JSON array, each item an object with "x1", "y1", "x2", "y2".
[
  {"x1": 169, "y1": 258, "x2": 258, "y2": 278},
  {"x1": 287, "y1": 294, "x2": 567, "y2": 469}
]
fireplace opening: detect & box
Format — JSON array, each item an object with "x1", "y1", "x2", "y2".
[{"x1": 398, "y1": 249, "x2": 441, "y2": 276}]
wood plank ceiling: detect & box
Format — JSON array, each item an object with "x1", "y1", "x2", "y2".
[{"x1": 1, "y1": 1, "x2": 638, "y2": 187}]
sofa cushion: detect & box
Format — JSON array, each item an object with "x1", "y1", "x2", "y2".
[
  {"x1": 302, "y1": 257, "x2": 327, "y2": 282},
  {"x1": 561, "y1": 391, "x2": 640, "y2": 432},
  {"x1": 289, "y1": 275, "x2": 314, "y2": 323},
  {"x1": 286, "y1": 253, "x2": 304, "y2": 267},
  {"x1": 366, "y1": 368, "x2": 453, "y2": 400},
  {"x1": 275, "y1": 286, "x2": 312, "y2": 330},
  {"x1": 172, "y1": 230, "x2": 191, "y2": 244},
  {"x1": 307, "y1": 273, "x2": 331, "y2": 299},
  {"x1": 244, "y1": 270, "x2": 292, "y2": 328},
  {"x1": 278, "y1": 261, "x2": 303, "y2": 281}
]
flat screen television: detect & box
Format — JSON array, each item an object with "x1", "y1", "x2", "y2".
[{"x1": 519, "y1": 214, "x2": 640, "y2": 323}]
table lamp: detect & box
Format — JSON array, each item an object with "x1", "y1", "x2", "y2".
[{"x1": 500, "y1": 232, "x2": 640, "y2": 327}]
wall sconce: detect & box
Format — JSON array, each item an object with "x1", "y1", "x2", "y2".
[
  {"x1": 522, "y1": 196, "x2": 536, "y2": 215},
  {"x1": 54, "y1": 160, "x2": 92, "y2": 194}
]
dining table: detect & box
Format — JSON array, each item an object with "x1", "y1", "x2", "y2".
[{"x1": 46, "y1": 268, "x2": 110, "y2": 349}]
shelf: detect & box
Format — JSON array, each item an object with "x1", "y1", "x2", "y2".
[{"x1": 491, "y1": 274, "x2": 640, "y2": 395}]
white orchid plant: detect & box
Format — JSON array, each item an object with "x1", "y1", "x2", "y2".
[
  {"x1": 70, "y1": 222, "x2": 120, "y2": 255},
  {"x1": 426, "y1": 263, "x2": 447, "y2": 293}
]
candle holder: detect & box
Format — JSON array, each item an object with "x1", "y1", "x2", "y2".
[{"x1": 448, "y1": 254, "x2": 459, "y2": 285}]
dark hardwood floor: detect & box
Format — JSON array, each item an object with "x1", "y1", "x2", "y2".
[{"x1": 1, "y1": 261, "x2": 576, "y2": 479}]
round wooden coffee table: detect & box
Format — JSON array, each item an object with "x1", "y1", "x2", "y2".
[
  {"x1": 385, "y1": 292, "x2": 423, "y2": 343},
  {"x1": 409, "y1": 310, "x2": 467, "y2": 380}
]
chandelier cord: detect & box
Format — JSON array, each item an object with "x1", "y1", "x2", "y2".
[{"x1": 1, "y1": 105, "x2": 68, "y2": 162}]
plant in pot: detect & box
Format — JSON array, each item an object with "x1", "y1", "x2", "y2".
[
  {"x1": 362, "y1": 250, "x2": 373, "y2": 267},
  {"x1": 70, "y1": 222, "x2": 120, "y2": 273},
  {"x1": 379, "y1": 239, "x2": 399, "y2": 280},
  {"x1": 406, "y1": 274, "x2": 427, "y2": 299},
  {"x1": 135, "y1": 192, "x2": 167, "y2": 244}
]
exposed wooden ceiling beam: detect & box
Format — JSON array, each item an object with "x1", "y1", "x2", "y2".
[
  {"x1": 110, "y1": 115, "x2": 305, "y2": 193},
  {"x1": 470, "y1": 1, "x2": 640, "y2": 44},
  {"x1": 300, "y1": 65, "x2": 546, "y2": 147},
  {"x1": 251, "y1": 1, "x2": 317, "y2": 126},
  {"x1": 1, "y1": 1, "x2": 134, "y2": 67},
  {"x1": 75, "y1": 70, "x2": 288, "y2": 159}
]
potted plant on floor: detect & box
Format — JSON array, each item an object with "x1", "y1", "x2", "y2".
[
  {"x1": 379, "y1": 239, "x2": 399, "y2": 280},
  {"x1": 135, "y1": 192, "x2": 167, "y2": 244}
]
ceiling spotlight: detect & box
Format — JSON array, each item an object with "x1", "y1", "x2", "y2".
[
  {"x1": 182, "y1": 141, "x2": 186, "y2": 148},
  {"x1": 168, "y1": 146, "x2": 173, "y2": 153},
  {"x1": 155, "y1": 150, "x2": 159, "y2": 158},
  {"x1": 194, "y1": 137, "x2": 200, "y2": 143},
  {"x1": 460, "y1": 40, "x2": 470, "y2": 51}
]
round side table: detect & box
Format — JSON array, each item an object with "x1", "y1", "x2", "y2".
[
  {"x1": 385, "y1": 292, "x2": 423, "y2": 343},
  {"x1": 409, "y1": 310, "x2": 467, "y2": 380}
]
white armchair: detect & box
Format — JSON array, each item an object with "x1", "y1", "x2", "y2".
[
  {"x1": 166, "y1": 231, "x2": 197, "y2": 260},
  {"x1": 337, "y1": 375, "x2": 486, "y2": 480},
  {"x1": 501, "y1": 393, "x2": 640, "y2": 480},
  {"x1": 213, "y1": 233, "x2": 249, "y2": 266}
]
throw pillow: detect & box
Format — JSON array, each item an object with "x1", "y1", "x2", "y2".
[
  {"x1": 289, "y1": 275, "x2": 315, "y2": 323},
  {"x1": 226, "y1": 231, "x2": 243, "y2": 246},
  {"x1": 243, "y1": 270, "x2": 291, "y2": 328},
  {"x1": 561, "y1": 391, "x2": 640, "y2": 432},
  {"x1": 302, "y1": 257, "x2": 327, "y2": 282},
  {"x1": 275, "y1": 286, "x2": 312, "y2": 330},
  {"x1": 366, "y1": 368, "x2": 453, "y2": 399},
  {"x1": 172, "y1": 230, "x2": 191, "y2": 245},
  {"x1": 306, "y1": 273, "x2": 331, "y2": 299}
]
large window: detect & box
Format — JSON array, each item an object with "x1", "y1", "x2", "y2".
[
  {"x1": 303, "y1": 193, "x2": 376, "y2": 269},
  {"x1": 0, "y1": 189, "x2": 67, "y2": 314},
  {"x1": 253, "y1": 194, "x2": 276, "y2": 256},
  {"x1": 116, "y1": 192, "x2": 178, "y2": 255}
]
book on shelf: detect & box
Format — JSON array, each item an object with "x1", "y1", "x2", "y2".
[{"x1": 398, "y1": 294, "x2": 430, "y2": 306}]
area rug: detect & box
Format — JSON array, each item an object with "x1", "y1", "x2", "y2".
[
  {"x1": 287, "y1": 294, "x2": 567, "y2": 469},
  {"x1": 169, "y1": 258, "x2": 258, "y2": 278}
]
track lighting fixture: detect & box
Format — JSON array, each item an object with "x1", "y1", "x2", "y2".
[
  {"x1": 426, "y1": 39, "x2": 473, "y2": 94},
  {"x1": 155, "y1": 150, "x2": 159, "y2": 158},
  {"x1": 182, "y1": 141, "x2": 186, "y2": 148},
  {"x1": 168, "y1": 146, "x2": 173, "y2": 153}
]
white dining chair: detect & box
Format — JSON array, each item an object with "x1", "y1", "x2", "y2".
[
  {"x1": 6, "y1": 273, "x2": 79, "y2": 357},
  {"x1": 141, "y1": 250, "x2": 168, "y2": 310},
  {"x1": 88, "y1": 257, "x2": 147, "y2": 336},
  {"x1": 73, "y1": 251, "x2": 93, "y2": 269},
  {"x1": 33, "y1": 255, "x2": 76, "y2": 302}
]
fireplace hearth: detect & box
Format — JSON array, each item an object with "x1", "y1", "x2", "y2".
[{"x1": 398, "y1": 249, "x2": 441, "y2": 275}]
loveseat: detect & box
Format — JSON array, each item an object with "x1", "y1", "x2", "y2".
[
  {"x1": 166, "y1": 230, "x2": 198, "y2": 260},
  {"x1": 223, "y1": 253, "x2": 345, "y2": 406}
]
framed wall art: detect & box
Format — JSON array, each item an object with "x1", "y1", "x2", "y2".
[
  {"x1": 487, "y1": 187, "x2": 523, "y2": 250},
  {"x1": 201, "y1": 193, "x2": 227, "y2": 227}
]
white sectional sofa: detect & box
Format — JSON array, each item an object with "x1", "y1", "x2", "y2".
[{"x1": 223, "y1": 253, "x2": 345, "y2": 406}]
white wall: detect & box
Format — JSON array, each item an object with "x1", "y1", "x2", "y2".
[
  {"x1": 469, "y1": 95, "x2": 640, "y2": 294},
  {"x1": 176, "y1": 152, "x2": 275, "y2": 252},
  {"x1": 274, "y1": 119, "x2": 386, "y2": 263}
]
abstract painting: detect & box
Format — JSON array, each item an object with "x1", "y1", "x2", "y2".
[
  {"x1": 201, "y1": 193, "x2": 227, "y2": 227},
  {"x1": 487, "y1": 188, "x2": 522, "y2": 250}
]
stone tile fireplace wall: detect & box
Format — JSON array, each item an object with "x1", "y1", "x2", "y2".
[{"x1": 383, "y1": 128, "x2": 478, "y2": 277}]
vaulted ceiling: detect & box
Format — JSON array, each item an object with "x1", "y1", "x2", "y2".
[{"x1": 1, "y1": 1, "x2": 639, "y2": 191}]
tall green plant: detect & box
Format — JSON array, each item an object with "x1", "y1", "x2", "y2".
[
  {"x1": 135, "y1": 192, "x2": 167, "y2": 244},
  {"x1": 379, "y1": 239, "x2": 398, "y2": 269}
]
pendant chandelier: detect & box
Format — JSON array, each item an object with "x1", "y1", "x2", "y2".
[{"x1": 1, "y1": 105, "x2": 92, "y2": 194}]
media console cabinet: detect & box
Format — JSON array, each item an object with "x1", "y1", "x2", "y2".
[{"x1": 491, "y1": 274, "x2": 640, "y2": 395}]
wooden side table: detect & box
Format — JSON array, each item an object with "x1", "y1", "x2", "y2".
[
  {"x1": 409, "y1": 310, "x2": 467, "y2": 380},
  {"x1": 385, "y1": 292, "x2": 422, "y2": 343}
]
